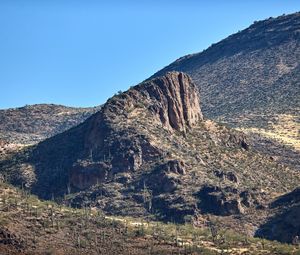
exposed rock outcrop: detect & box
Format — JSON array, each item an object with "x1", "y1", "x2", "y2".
[
  {"x1": 213, "y1": 170, "x2": 239, "y2": 183},
  {"x1": 139, "y1": 72, "x2": 203, "y2": 132},
  {"x1": 0, "y1": 228, "x2": 24, "y2": 251},
  {"x1": 196, "y1": 185, "x2": 266, "y2": 216},
  {"x1": 226, "y1": 134, "x2": 249, "y2": 150},
  {"x1": 146, "y1": 160, "x2": 186, "y2": 194},
  {"x1": 197, "y1": 185, "x2": 244, "y2": 216},
  {"x1": 70, "y1": 161, "x2": 110, "y2": 190},
  {"x1": 68, "y1": 72, "x2": 202, "y2": 190},
  {"x1": 158, "y1": 160, "x2": 186, "y2": 175}
]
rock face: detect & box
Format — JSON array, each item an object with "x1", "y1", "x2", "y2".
[
  {"x1": 140, "y1": 72, "x2": 203, "y2": 133},
  {"x1": 197, "y1": 186, "x2": 244, "y2": 216},
  {"x1": 213, "y1": 170, "x2": 238, "y2": 183},
  {"x1": 161, "y1": 160, "x2": 186, "y2": 175},
  {"x1": 69, "y1": 72, "x2": 202, "y2": 191},
  {"x1": 70, "y1": 161, "x2": 110, "y2": 190},
  {"x1": 147, "y1": 160, "x2": 186, "y2": 194},
  {"x1": 197, "y1": 185, "x2": 266, "y2": 216}
]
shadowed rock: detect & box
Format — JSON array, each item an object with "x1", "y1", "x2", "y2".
[{"x1": 256, "y1": 188, "x2": 300, "y2": 243}]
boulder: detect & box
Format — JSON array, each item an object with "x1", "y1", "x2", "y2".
[
  {"x1": 213, "y1": 170, "x2": 238, "y2": 183},
  {"x1": 159, "y1": 160, "x2": 186, "y2": 175},
  {"x1": 197, "y1": 185, "x2": 244, "y2": 216}
]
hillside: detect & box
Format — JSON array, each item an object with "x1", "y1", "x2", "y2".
[
  {"x1": 256, "y1": 187, "x2": 300, "y2": 243},
  {"x1": 0, "y1": 104, "x2": 100, "y2": 145},
  {"x1": 1, "y1": 72, "x2": 299, "y2": 243},
  {"x1": 1, "y1": 182, "x2": 299, "y2": 254},
  {"x1": 153, "y1": 12, "x2": 300, "y2": 151}
]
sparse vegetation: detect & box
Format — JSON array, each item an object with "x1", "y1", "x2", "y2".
[
  {"x1": 0, "y1": 182, "x2": 299, "y2": 254},
  {"x1": 0, "y1": 12, "x2": 300, "y2": 254},
  {"x1": 153, "y1": 12, "x2": 300, "y2": 173},
  {"x1": 0, "y1": 104, "x2": 100, "y2": 144}
]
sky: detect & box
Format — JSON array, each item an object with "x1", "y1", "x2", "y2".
[{"x1": 0, "y1": 0, "x2": 299, "y2": 109}]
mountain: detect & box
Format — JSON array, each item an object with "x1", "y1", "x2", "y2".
[
  {"x1": 2, "y1": 72, "x2": 299, "y2": 239},
  {"x1": 0, "y1": 104, "x2": 101, "y2": 144},
  {"x1": 153, "y1": 12, "x2": 300, "y2": 151}
]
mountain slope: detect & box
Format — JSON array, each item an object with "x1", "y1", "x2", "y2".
[
  {"x1": 2, "y1": 72, "x2": 299, "y2": 238},
  {"x1": 0, "y1": 104, "x2": 100, "y2": 144},
  {"x1": 256, "y1": 187, "x2": 300, "y2": 243},
  {"x1": 153, "y1": 12, "x2": 300, "y2": 151},
  {"x1": 1, "y1": 182, "x2": 298, "y2": 255}
]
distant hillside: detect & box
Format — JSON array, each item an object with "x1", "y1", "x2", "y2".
[
  {"x1": 153, "y1": 12, "x2": 300, "y2": 151},
  {"x1": 0, "y1": 104, "x2": 101, "y2": 144}
]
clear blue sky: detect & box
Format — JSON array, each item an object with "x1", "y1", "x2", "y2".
[{"x1": 0, "y1": 0, "x2": 299, "y2": 109}]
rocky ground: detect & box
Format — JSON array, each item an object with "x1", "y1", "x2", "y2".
[{"x1": 0, "y1": 182, "x2": 299, "y2": 255}]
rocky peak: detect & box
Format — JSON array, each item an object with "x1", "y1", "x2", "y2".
[
  {"x1": 138, "y1": 72, "x2": 203, "y2": 132},
  {"x1": 85, "y1": 71, "x2": 202, "y2": 154},
  {"x1": 70, "y1": 72, "x2": 203, "y2": 190},
  {"x1": 100, "y1": 72, "x2": 203, "y2": 132}
]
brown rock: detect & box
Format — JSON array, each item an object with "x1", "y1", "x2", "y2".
[
  {"x1": 145, "y1": 160, "x2": 185, "y2": 194},
  {"x1": 0, "y1": 228, "x2": 24, "y2": 250},
  {"x1": 197, "y1": 185, "x2": 244, "y2": 216},
  {"x1": 70, "y1": 161, "x2": 110, "y2": 190},
  {"x1": 67, "y1": 72, "x2": 202, "y2": 191},
  {"x1": 226, "y1": 133, "x2": 250, "y2": 150},
  {"x1": 161, "y1": 160, "x2": 186, "y2": 175},
  {"x1": 213, "y1": 170, "x2": 239, "y2": 183},
  {"x1": 140, "y1": 72, "x2": 203, "y2": 133},
  {"x1": 78, "y1": 72, "x2": 199, "y2": 190}
]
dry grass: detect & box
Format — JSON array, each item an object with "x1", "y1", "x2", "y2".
[
  {"x1": 0, "y1": 182, "x2": 299, "y2": 255},
  {"x1": 237, "y1": 114, "x2": 300, "y2": 151}
]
